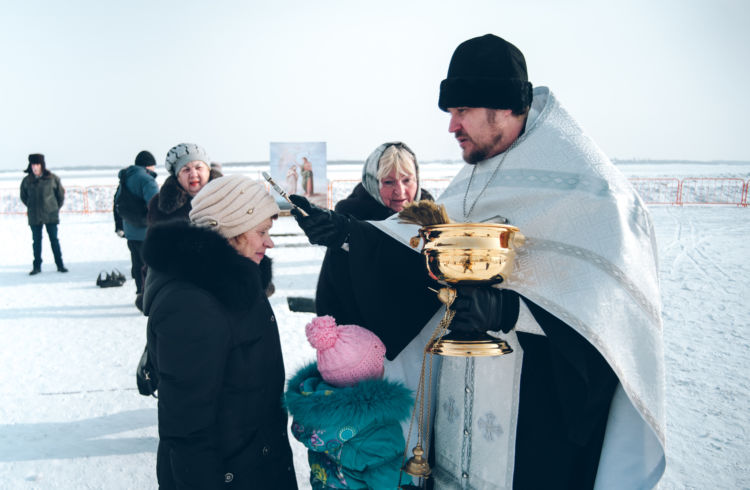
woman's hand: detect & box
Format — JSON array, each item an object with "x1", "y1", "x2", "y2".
[{"x1": 289, "y1": 195, "x2": 352, "y2": 248}]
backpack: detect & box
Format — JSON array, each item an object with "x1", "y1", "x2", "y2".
[
  {"x1": 136, "y1": 345, "x2": 159, "y2": 397},
  {"x1": 115, "y1": 175, "x2": 148, "y2": 228}
]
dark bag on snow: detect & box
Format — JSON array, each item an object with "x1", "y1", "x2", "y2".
[
  {"x1": 136, "y1": 346, "x2": 158, "y2": 397},
  {"x1": 115, "y1": 178, "x2": 148, "y2": 228},
  {"x1": 96, "y1": 269, "x2": 126, "y2": 288}
]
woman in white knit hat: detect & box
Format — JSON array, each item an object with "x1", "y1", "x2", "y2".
[{"x1": 141, "y1": 175, "x2": 297, "y2": 489}]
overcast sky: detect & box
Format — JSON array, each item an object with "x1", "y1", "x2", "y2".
[{"x1": 1, "y1": 0, "x2": 748, "y2": 170}]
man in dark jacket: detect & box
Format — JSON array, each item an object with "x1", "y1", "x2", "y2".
[
  {"x1": 114, "y1": 150, "x2": 159, "y2": 295},
  {"x1": 20, "y1": 153, "x2": 67, "y2": 275}
]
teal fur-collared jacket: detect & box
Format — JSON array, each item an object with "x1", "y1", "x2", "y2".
[{"x1": 285, "y1": 363, "x2": 413, "y2": 489}]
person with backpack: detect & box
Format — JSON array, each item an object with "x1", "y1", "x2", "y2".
[{"x1": 114, "y1": 150, "x2": 159, "y2": 296}]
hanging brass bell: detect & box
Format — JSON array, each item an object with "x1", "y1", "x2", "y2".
[{"x1": 402, "y1": 445, "x2": 431, "y2": 478}]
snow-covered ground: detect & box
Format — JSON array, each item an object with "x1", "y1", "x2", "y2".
[{"x1": 1, "y1": 162, "x2": 749, "y2": 489}]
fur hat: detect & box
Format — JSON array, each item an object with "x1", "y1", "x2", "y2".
[
  {"x1": 306, "y1": 315, "x2": 386, "y2": 388},
  {"x1": 28, "y1": 153, "x2": 45, "y2": 165},
  {"x1": 189, "y1": 175, "x2": 279, "y2": 239},
  {"x1": 134, "y1": 150, "x2": 156, "y2": 167},
  {"x1": 165, "y1": 143, "x2": 210, "y2": 176},
  {"x1": 438, "y1": 34, "x2": 533, "y2": 113},
  {"x1": 25, "y1": 154, "x2": 47, "y2": 174}
]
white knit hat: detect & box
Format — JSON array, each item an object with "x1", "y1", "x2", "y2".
[{"x1": 189, "y1": 175, "x2": 280, "y2": 239}]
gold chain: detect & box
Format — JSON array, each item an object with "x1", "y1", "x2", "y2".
[{"x1": 399, "y1": 296, "x2": 456, "y2": 488}]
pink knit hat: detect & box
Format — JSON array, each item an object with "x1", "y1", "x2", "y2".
[{"x1": 305, "y1": 316, "x2": 386, "y2": 388}]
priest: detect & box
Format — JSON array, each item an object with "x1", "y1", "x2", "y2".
[{"x1": 291, "y1": 34, "x2": 666, "y2": 490}]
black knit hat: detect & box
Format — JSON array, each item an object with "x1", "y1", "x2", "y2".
[
  {"x1": 438, "y1": 34, "x2": 533, "y2": 113},
  {"x1": 134, "y1": 150, "x2": 156, "y2": 167},
  {"x1": 28, "y1": 153, "x2": 45, "y2": 165}
]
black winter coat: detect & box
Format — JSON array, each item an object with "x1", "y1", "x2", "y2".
[
  {"x1": 314, "y1": 183, "x2": 434, "y2": 327},
  {"x1": 142, "y1": 222, "x2": 296, "y2": 490}
]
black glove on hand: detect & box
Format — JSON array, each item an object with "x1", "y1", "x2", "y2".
[
  {"x1": 450, "y1": 286, "x2": 520, "y2": 334},
  {"x1": 289, "y1": 194, "x2": 352, "y2": 248}
]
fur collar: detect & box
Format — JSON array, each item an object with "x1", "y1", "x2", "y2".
[
  {"x1": 285, "y1": 362, "x2": 413, "y2": 428},
  {"x1": 155, "y1": 175, "x2": 189, "y2": 216},
  {"x1": 142, "y1": 220, "x2": 271, "y2": 312}
]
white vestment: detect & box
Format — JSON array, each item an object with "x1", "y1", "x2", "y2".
[{"x1": 377, "y1": 87, "x2": 666, "y2": 489}]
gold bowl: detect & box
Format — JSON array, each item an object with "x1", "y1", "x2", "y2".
[{"x1": 415, "y1": 223, "x2": 524, "y2": 285}]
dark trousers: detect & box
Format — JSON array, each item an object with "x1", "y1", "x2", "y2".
[
  {"x1": 30, "y1": 223, "x2": 63, "y2": 268},
  {"x1": 126, "y1": 240, "x2": 145, "y2": 294}
]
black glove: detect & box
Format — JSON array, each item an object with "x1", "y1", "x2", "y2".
[
  {"x1": 289, "y1": 194, "x2": 352, "y2": 248},
  {"x1": 450, "y1": 286, "x2": 520, "y2": 334}
]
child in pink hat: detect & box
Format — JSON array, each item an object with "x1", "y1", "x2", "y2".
[{"x1": 285, "y1": 315, "x2": 414, "y2": 489}]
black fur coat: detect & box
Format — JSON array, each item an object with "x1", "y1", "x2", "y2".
[{"x1": 142, "y1": 222, "x2": 296, "y2": 489}]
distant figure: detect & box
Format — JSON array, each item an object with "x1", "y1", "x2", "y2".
[
  {"x1": 113, "y1": 151, "x2": 159, "y2": 295},
  {"x1": 285, "y1": 315, "x2": 412, "y2": 489},
  {"x1": 19, "y1": 153, "x2": 67, "y2": 275},
  {"x1": 210, "y1": 161, "x2": 223, "y2": 173},
  {"x1": 286, "y1": 164, "x2": 298, "y2": 195},
  {"x1": 301, "y1": 157, "x2": 314, "y2": 196}
]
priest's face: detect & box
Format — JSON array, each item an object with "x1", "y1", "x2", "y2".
[{"x1": 447, "y1": 107, "x2": 517, "y2": 164}]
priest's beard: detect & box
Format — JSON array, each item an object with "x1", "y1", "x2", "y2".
[
  {"x1": 461, "y1": 111, "x2": 505, "y2": 165},
  {"x1": 462, "y1": 132, "x2": 505, "y2": 164}
]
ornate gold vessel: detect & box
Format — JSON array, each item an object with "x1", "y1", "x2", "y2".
[
  {"x1": 417, "y1": 223, "x2": 524, "y2": 285},
  {"x1": 411, "y1": 223, "x2": 525, "y2": 357}
]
